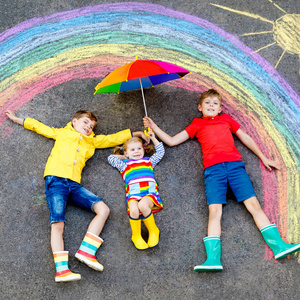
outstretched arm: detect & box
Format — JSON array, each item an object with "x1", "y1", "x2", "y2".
[
  {"x1": 5, "y1": 110, "x2": 24, "y2": 125},
  {"x1": 143, "y1": 117, "x2": 189, "y2": 147},
  {"x1": 235, "y1": 128, "x2": 280, "y2": 171},
  {"x1": 6, "y1": 110, "x2": 59, "y2": 140}
]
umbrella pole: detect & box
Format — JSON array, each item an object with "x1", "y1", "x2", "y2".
[
  {"x1": 139, "y1": 78, "x2": 148, "y2": 117},
  {"x1": 139, "y1": 78, "x2": 150, "y2": 136}
]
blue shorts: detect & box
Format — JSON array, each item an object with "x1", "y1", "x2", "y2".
[
  {"x1": 45, "y1": 176, "x2": 103, "y2": 224},
  {"x1": 204, "y1": 161, "x2": 256, "y2": 205}
]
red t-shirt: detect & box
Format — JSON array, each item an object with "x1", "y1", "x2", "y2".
[{"x1": 185, "y1": 114, "x2": 242, "y2": 169}]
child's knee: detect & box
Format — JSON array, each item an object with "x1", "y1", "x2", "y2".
[
  {"x1": 208, "y1": 204, "x2": 223, "y2": 219},
  {"x1": 129, "y1": 207, "x2": 140, "y2": 219},
  {"x1": 138, "y1": 197, "x2": 153, "y2": 211},
  {"x1": 51, "y1": 221, "x2": 64, "y2": 234},
  {"x1": 94, "y1": 202, "x2": 110, "y2": 217},
  {"x1": 137, "y1": 201, "x2": 147, "y2": 212},
  {"x1": 244, "y1": 197, "x2": 262, "y2": 213}
]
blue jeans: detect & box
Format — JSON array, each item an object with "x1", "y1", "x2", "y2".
[
  {"x1": 45, "y1": 176, "x2": 102, "y2": 224},
  {"x1": 204, "y1": 161, "x2": 256, "y2": 205}
]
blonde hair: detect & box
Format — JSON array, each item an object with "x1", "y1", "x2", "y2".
[
  {"x1": 199, "y1": 89, "x2": 222, "y2": 105},
  {"x1": 113, "y1": 137, "x2": 155, "y2": 156}
]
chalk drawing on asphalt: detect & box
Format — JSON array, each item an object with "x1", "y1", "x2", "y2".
[
  {"x1": 0, "y1": 2, "x2": 299, "y2": 261},
  {"x1": 211, "y1": 1, "x2": 300, "y2": 70}
]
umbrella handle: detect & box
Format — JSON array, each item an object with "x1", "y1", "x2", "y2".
[{"x1": 144, "y1": 128, "x2": 150, "y2": 137}]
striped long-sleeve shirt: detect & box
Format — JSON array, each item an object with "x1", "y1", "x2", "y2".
[{"x1": 108, "y1": 142, "x2": 165, "y2": 185}]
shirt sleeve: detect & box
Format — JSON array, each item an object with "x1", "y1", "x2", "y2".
[
  {"x1": 149, "y1": 142, "x2": 165, "y2": 168},
  {"x1": 94, "y1": 129, "x2": 132, "y2": 149},
  {"x1": 23, "y1": 118, "x2": 60, "y2": 140},
  {"x1": 226, "y1": 114, "x2": 241, "y2": 134},
  {"x1": 108, "y1": 155, "x2": 127, "y2": 172},
  {"x1": 184, "y1": 118, "x2": 199, "y2": 139}
]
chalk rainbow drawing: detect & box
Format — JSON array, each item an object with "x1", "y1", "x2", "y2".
[{"x1": 0, "y1": 2, "x2": 299, "y2": 261}]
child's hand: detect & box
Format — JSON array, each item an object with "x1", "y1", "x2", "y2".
[
  {"x1": 140, "y1": 131, "x2": 151, "y2": 145},
  {"x1": 6, "y1": 110, "x2": 16, "y2": 121},
  {"x1": 143, "y1": 117, "x2": 156, "y2": 130},
  {"x1": 148, "y1": 128, "x2": 160, "y2": 146},
  {"x1": 262, "y1": 157, "x2": 280, "y2": 171},
  {"x1": 5, "y1": 110, "x2": 24, "y2": 125},
  {"x1": 148, "y1": 128, "x2": 155, "y2": 139},
  {"x1": 132, "y1": 131, "x2": 150, "y2": 145}
]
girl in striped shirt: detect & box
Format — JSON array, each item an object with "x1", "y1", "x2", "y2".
[{"x1": 108, "y1": 131, "x2": 165, "y2": 250}]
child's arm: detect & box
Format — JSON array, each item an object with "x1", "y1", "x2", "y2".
[
  {"x1": 5, "y1": 110, "x2": 24, "y2": 125},
  {"x1": 143, "y1": 117, "x2": 189, "y2": 147},
  {"x1": 95, "y1": 130, "x2": 150, "y2": 149},
  {"x1": 235, "y1": 129, "x2": 280, "y2": 171},
  {"x1": 132, "y1": 131, "x2": 150, "y2": 144},
  {"x1": 149, "y1": 141, "x2": 165, "y2": 168},
  {"x1": 108, "y1": 155, "x2": 127, "y2": 172},
  {"x1": 6, "y1": 110, "x2": 60, "y2": 139},
  {"x1": 113, "y1": 154, "x2": 127, "y2": 160},
  {"x1": 148, "y1": 129, "x2": 160, "y2": 146}
]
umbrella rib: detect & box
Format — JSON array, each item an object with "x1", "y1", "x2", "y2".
[{"x1": 125, "y1": 61, "x2": 134, "y2": 83}]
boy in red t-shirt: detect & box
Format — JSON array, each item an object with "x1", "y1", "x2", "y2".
[{"x1": 143, "y1": 89, "x2": 300, "y2": 272}]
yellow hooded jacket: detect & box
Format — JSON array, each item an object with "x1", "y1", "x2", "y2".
[{"x1": 24, "y1": 118, "x2": 132, "y2": 184}]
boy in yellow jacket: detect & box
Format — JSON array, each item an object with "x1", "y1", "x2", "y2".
[{"x1": 6, "y1": 109, "x2": 148, "y2": 282}]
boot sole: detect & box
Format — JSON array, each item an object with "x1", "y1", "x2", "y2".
[
  {"x1": 55, "y1": 274, "x2": 81, "y2": 282},
  {"x1": 148, "y1": 242, "x2": 159, "y2": 248},
  {"x1": 194, "y1": 266, "x2": 223, "y2": 272},
  {"x1": 275, "y1": 244, "x2": 300, "y2": 260},
  {"x1": 131, "y1": 240, "x2": 149, "y2": 250},
  {"x1": 75, "y1": 253, "x2": 104, "y2": 271}
]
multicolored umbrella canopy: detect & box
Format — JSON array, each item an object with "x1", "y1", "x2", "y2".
[{"x1": 94, "y1": 58, "x2": 190, "y2": 117}]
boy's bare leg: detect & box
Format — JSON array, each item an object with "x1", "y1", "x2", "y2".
[
  {"x1": 51, "y1": 222, "x2": 81, "y2": 281},
  {"x1": 207, "y1": 204, "x2": 223, "y2": 236},
  {"x1": 194, "y1": 204, "x2": 223, "y2": 272},
  {"x1": 87, "y1": 201, "x2": 110, "y2": 236},
  {"x1": 243, "y1": 196, "x2": 271, "y2": 230},
  {"x1": 244, "y1": 196, "x2": 300, "y2": 259},
  {"x1": 51, "y1": 222, "x2": 65, "y2": 252}
]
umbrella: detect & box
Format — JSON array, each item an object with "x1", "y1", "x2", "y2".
[{"x1": 94, "y1": 57, "x2": 190, "y2": 134}]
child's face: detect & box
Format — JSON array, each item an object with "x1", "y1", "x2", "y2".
[
  {"x1": 198, "y1": 95, "x2": 222, "y2": 118},
  {"x1": 124, "y1": 141, "x2": 145, "y2": 160},
  {"x1": 72, "y1": 116, "x2": 96, "y2": 136}
]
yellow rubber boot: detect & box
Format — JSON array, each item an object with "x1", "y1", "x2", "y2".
[
  {"x1": 129, "y1": 217, "x2": 149, "y2": 250},
  {"x1": 143, "y1": 212, "x2": 160, "y2": 248}
]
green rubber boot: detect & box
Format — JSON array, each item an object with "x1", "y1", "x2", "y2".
[
  {"x1": 260, "y1": 224, "x2": 300, "y2": 260},
  {"x1": 194, "y1": 236, "x2": 223, "y2": 272},
  {"x1": 129, "y1": 217, "x2": 149, "y2": 250}
]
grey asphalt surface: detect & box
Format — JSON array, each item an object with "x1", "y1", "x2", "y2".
[{"x1": 1, "y1": 1, "x2": 299, "y2": 299}]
